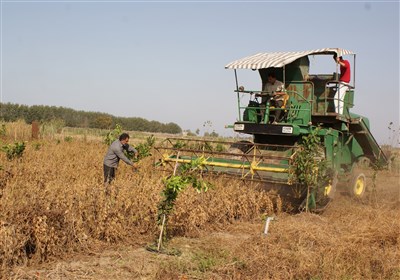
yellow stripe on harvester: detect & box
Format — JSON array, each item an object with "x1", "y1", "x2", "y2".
[{"x1": 162, "y1": 155, "x2": 288, "y2": 173}]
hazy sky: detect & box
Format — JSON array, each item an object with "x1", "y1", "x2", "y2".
[{"x1": 1, "y1": 0, "x2": 399, "y2": 145}]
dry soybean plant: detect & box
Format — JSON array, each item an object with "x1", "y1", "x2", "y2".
[{"x1": 0, "y1": 135, "x2": 280, "y2": 277}]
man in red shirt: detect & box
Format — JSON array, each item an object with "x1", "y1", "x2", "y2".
[{"x1": 333, "y1": 53, "x2": 351, "y2": 114}]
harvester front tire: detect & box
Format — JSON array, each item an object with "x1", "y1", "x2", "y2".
[
  {"x1": 350, "y1": 172, "x2": 367, "y2": 198},
  {"x1": 324, "y1": 172, "x2": 338, "y2": 199},
  {"x1": 313, "y1": 173, "x2": 337, "y2": 212}
]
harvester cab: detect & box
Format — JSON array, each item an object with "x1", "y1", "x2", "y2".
[
  {"x1": 228, "y1": 49, "x2": 356, "y2": 139},
  {"x1": 155, "y1": 48, "x2": 388, "y2": 211}
]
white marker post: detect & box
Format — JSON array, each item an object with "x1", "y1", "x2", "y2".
[{"x1": 263, "y1": 217, "x2": 274, "y2": 235}]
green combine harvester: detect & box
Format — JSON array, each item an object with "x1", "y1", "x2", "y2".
[{"x1": 155, "y1": 48, "x2": 387, "y2": 210}]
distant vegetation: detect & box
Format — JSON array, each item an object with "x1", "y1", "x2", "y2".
[{"x1": 0, "y1": 102, "x2": 182, "y2": 134}]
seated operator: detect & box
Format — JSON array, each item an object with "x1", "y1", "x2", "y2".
[{"x1": 256, "y1": 72, "x2": 286, "y2": 124}]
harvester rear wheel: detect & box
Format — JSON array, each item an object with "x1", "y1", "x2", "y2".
[
  {"x1": 350, "y1": 173, "x2": 367, "y2": 198},
  {"x1": 348, "y1": 157, "x2": 371, "y2": 198}
]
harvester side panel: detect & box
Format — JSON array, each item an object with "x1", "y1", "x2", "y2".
[
  {"x1": 349, "y1": 117, "x2": 388, "y2": 165},
  {"x1": 285, "y1": 82, "x2": 312, "y2": 126}
]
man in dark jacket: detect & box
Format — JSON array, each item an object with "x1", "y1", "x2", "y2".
[{"x1": 103, "y1": 133, "x2": 138, "y2": 185}]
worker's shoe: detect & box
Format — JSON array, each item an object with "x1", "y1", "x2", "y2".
[{"x1": 104, "y1": 184, "x2": 111, "y2": 196}]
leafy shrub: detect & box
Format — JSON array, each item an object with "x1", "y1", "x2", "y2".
[
  {"x1": 2, "y1": 141, "x2": 26, "y2": 160},
  {"x1": 290, "y1": 127, "x2": 330, "y2": 210},
  {"x1": 132, "y1": 135, "x2": 155, "y2": 161},
  {"x1": 157, "y1": 157, "x2": 212, "y2": 236},
  {"x1": 104, "y1": 124, "x2": 122, "y2": 145}
]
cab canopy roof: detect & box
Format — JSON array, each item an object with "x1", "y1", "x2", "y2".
[{"x1": 225, "y1": 48, "x2": 355, "y2": 70}]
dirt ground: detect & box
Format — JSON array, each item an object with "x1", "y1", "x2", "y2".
[
  {"x1": 10, "y1": 223, "x2": 255, "y2": 280},
  {"x1": 8, "y1": 169, "x2": 400, "y2": 280}
]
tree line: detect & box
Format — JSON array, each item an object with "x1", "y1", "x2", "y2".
[{"x1": 0, "y1": 103, "x2": 182, "y2": 134}]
